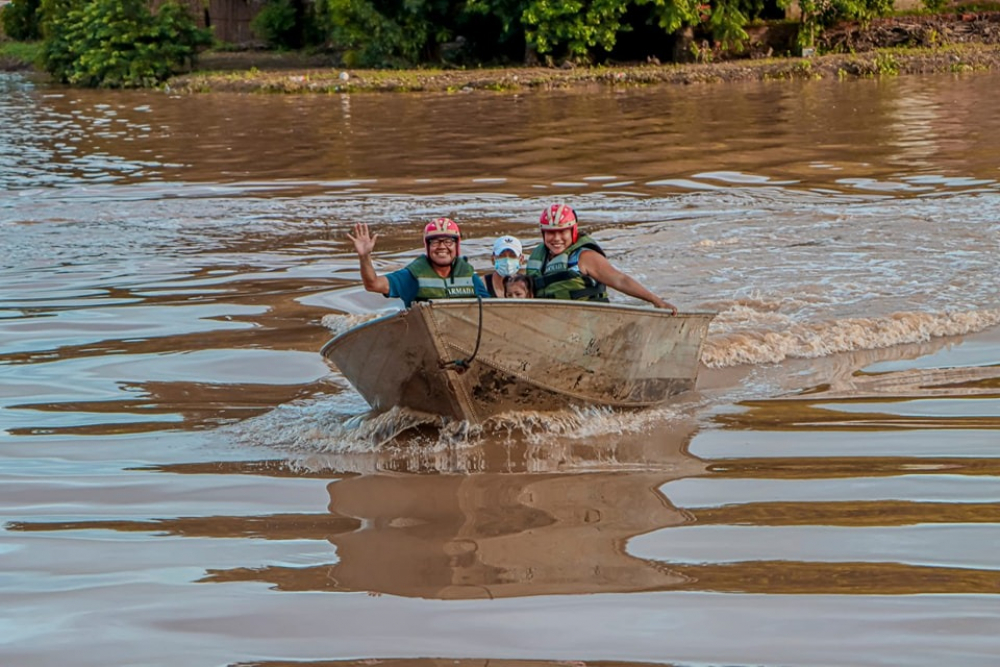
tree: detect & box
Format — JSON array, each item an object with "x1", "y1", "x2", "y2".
[
  {"x1": 39, "y1": 0, "x2": 211, "y2": 88},
  {"x1": 1, "y1": 0, "x2": 42, "y2": 41}
]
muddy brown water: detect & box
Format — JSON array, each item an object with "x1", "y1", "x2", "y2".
[{"x1": 2, "y1": 70, "x2": 1000, "y2": 666}]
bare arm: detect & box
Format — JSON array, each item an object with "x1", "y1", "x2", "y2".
[
  {"x1": 347, "y1": 223, "x2": 390, "y2": 295},
  {"x1": 578, "y1": 250, "x2": 677, "y2": 313}
]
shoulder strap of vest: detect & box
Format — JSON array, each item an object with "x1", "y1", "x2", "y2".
[
  {"x1": 405, "y1": 255, "x2": 433, "y2": 277},
  {"x1": 571, "y1": 234, "x2": 605, "y2": 259},
  {"x1": 450, "y1": 256, "x2": 475, "y2": 280}
]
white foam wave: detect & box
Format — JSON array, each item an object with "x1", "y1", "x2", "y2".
[
  {"x1": 225, "y1": 389, "x2": 692, "y2": 456},
  {"x1": 226, "y1": 400, "x2": 443, "y2": 452},
  {"x1": 703, "y1": 308, "x2": 1000, "y2": 368},
  {"x1": 320, "y1": 311, "x2": 385, "y2": 336},
  {"x1": 485, "y1": 404, "x2": 684, "y2": 444}
]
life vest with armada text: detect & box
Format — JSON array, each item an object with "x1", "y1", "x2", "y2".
[{"x1": 406, "y1": 255, "x2": 478, "y2": 301}]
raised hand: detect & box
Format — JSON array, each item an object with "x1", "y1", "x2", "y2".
[{"x1": 347, "y1": 223, "x2": 379, "y2": 257}]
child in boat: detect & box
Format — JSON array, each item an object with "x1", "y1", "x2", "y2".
[
  {"x1": 502, "y1": 273, "x2": 533, "y2": 299},
  {"x1": 483, "y1": 235, "x2": 526, "y2": 298},
  {"x1": 525, "y1": 203, "x2": 677, "y2": 313}
]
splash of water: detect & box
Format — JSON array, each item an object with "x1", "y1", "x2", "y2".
[
  {"x1": 226, "y1": 387, "x2": 693, "y2": 457},
  {"x1": 320, "y1": 311, "x2": 386, "y2": 336},
  {"x1": 703, "y1": 307, "x2": 1000, "y2": 368}
]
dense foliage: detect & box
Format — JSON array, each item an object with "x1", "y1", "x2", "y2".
[
  {"x1": 797, "y1": 0, "x2": 895, "y2": 47},
  {"x1": 37, "y1": 0, "x2": 210, "y2": 87},
  {"x1": 251, "y1": 0, "x2": 325, "y2": 48},
  {"x1": 314, "y1": 0, "x2": 902, "y2": 66},
  {"x1": 1, "y1": 0, "x2": 42, "y2": 40},
  {"x1": 251, "y1": 0, "x2": 300, "y2": 47},
  {"x1": 8, "y1": 0, "x2": 966, "y2": 84},
  {"x1": 323, "y1": 0, "x2": 461, "y2": 66}
]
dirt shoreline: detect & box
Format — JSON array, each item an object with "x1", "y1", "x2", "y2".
[
  {"x1": 5, "y1": 13, "x2": 999, "y2": 90},
  {"x1": 167, "y1": 13, "x2": 1000, "y2": 94},
  {"x1": 169, "y1": 43, "x2": 1000, "y2": 94}
]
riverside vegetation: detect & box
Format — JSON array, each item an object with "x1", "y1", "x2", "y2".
[{"x1": 0, "y1": 0, "x2": 999, "y2": 90}]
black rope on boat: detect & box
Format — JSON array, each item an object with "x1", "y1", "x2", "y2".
[{"x1": 440, "y1": 296, "x2": 484, "y2": 374}]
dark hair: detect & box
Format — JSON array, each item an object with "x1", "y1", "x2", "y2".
[{"x1": 503, "y1": 274, "x2": 533, "y2": 298}]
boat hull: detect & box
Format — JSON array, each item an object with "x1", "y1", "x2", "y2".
[{"x1": 321, "y1": 300, "x2": 714, "y2": 424}]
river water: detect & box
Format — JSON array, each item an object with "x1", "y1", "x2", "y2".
[{"x1": 2, "y1": 70, "x2": 1000, "y2": 666}]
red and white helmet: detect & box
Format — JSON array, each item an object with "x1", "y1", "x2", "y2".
[
  {"x1": 539, "y1": 203, "x2": 578, "y2": 242},
  {"x1": 423, "y1": 217, "x2": 461, "y2": 253}
]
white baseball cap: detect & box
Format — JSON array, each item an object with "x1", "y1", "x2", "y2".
[{"x1": 492, "y1": 235, "x2": 523, "y2": 257}]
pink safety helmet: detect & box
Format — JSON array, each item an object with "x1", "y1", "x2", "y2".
[
  {"x1": 539, "y1": 203, "x2": 578, "y2": 243},
  {"x1": 423, "y1": 217, "x2": 461, "y2": 254}
]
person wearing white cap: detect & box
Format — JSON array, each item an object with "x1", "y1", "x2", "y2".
[{"x1": 484, "y1": 234, "x2": 527, "y2": 298}]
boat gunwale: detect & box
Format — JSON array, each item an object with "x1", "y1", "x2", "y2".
[{"x1": 321, "y1": 299, "x2": 716, "y2": 357}]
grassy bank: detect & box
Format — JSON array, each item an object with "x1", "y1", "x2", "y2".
[
  {"x1": 169, "y1": 43, "x2": 1000, "y2": 94},
  {"x1": 5, "y1": 11, "x2": 999, "y2": 91},
  {"x1": 0, "y1": 40, "x2": 41, "y2": 71}
]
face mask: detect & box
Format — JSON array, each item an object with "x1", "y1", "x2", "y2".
[{"x1": 494, "y1": 257, "x2": 520, "y2": 277}]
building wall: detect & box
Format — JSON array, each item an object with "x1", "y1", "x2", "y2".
[{"x1": 205, "y1": 0, "x2": 262, "y2": 44}]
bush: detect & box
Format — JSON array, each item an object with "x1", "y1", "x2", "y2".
[
  {"x1": 323, "y1": 0, "x2": 455, "y2": 67},
  {"x1": 1, "y1": 0, "x2": 42, "y2": 41},
  {"x1": 39, "y1": 0, "x2": 211, "y2": 87},
  {"x1": 309, "y1": 0, "x2": 898, "y2": 66},
  {"x1": 251, "y1": 0, "x2": 301, "y2": 49},
  {"x1": 465, "y1": 0, "x2": 780, "y2": 62},
  {"x1": 797, "y1": 0, "x2": 895, "y2": 47},
  {"x1": 521, "y1": 0, "x2": 632, "y2": 59}
]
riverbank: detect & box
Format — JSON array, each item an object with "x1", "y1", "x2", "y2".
[
  {"x1": 167, "y1": 12, "x2": 1000, "y2": 93},
  {"x1": 169, "y1": 42, "x2": 1000, "y2": 94},
  {"x1": 5, "y1": 12, "x2": 1000, "y2": 90},
  {"x1": 0, "y1": 41, "x2": 40, "y2": 71}
]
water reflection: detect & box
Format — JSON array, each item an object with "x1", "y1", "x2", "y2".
[
  {"x1": 11, "y1": 419, "x2": 1000, "y2": 599},
  {"x1": 233, "y1": 662, "x2": 670, "y2": 667},
  {"x1": 4, "y1": 69, "x2": 1000, "y2": 664},
  {"x1": 232, "y1": 661, "x2": 669, "y2": 667},
  {"x1": 5, "y1": 73, "x2": 1000, "y2": 195},
  {"x1": 204, "y1": 470, "x2": 693, "y2": 598}
]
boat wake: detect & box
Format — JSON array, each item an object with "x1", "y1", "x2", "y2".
[{"x1": 703, "y1": 306, "x2": 1000, "y2": 368}]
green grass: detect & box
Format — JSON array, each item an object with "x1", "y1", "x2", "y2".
[{"x1": 0, "y1": 40, "x2": 42, "y2": 65}]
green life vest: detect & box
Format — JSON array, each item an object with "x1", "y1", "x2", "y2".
[
  {"x1": 525, "y1": 234, "x2": 609, "y2": 302},
  {"x1": 406, "y1": 255, "x2": 478, "y2": 301}
]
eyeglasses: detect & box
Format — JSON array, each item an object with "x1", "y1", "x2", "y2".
[{"x1": 428, "y1": 238, "x2": 457, "y2": 248}]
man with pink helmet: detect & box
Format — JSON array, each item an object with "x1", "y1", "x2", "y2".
[
  {"x1": 525, "y1": 203, "x2": 677, "y2": 312},
  {"x1": 348, "y1": 218, "x2": 489, "y2": 308}
]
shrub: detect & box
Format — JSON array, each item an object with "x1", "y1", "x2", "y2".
[
  {"x1": 521, "y1": 0, "x2": 632, "y2": 59},
  {"x1": 322, "y1": 0, "x2": 455, "y2": 67},
  {"x1": 797, "y1": 0, "x2": 895, "y2": 48},
  {"x1": 1, "y1": 0, "x2": 42, "y2": 41},
  {"x1": 39, "y1": 0, "x2": 211, "y2": 88},
  {"x1": 251, "y1": 0, "x2": 300, "y2": 49}
]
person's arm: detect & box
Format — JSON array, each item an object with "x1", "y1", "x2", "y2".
[
  {"x1": 578, "y1": 250, "x2": 677, "y2": 313},
  {"x1": 384, "y1": 269, "x2": 418, "y2": 308},
  {"x1": 347, "y1": 223, "x2": 390, "y2": 295}
]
